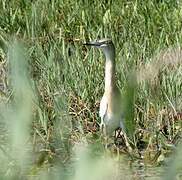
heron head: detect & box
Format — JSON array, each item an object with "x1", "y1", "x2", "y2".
[{"x1": 84, "y1": 38, "x2": 115, "y2": 60}]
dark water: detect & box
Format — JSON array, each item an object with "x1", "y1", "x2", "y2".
[{"x1": 129, "y1": 160, "x2": 164, "y2": 180}]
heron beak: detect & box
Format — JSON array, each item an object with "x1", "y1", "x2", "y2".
[{"x1": 83, "y1": 41, "x2": 102, "y2": 47}]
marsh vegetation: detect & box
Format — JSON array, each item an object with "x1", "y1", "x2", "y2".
[{"x1": 0, "y1": 0, "x2": 182, "y2": 179}]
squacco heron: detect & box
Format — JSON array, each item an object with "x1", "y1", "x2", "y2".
[{"x1": 84, "y1": 38, "x2": 126, "y2": 146}]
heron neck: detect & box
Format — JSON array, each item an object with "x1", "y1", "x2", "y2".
[{"x1": 104, "y1": 58, "x2": 116, "y2": 93}]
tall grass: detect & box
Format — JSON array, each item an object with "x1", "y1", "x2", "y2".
[{"x1": 0, "y1": 0, "x2": 182, "y2": 179}]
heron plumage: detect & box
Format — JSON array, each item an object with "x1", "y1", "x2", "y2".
[{"x1": 84, "y1": 38, "x2": 124, "y2": 135}]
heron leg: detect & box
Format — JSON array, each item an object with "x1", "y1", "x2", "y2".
[
  {"x1": 115, "y1": 128, "x2": 122, "y2": 138},
  {"x1": 114, "y1": 128, "x2": 132, "y2": 152},
  {"x1": 123, "y1": 132, "x2": 132, "y2": 153}
]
